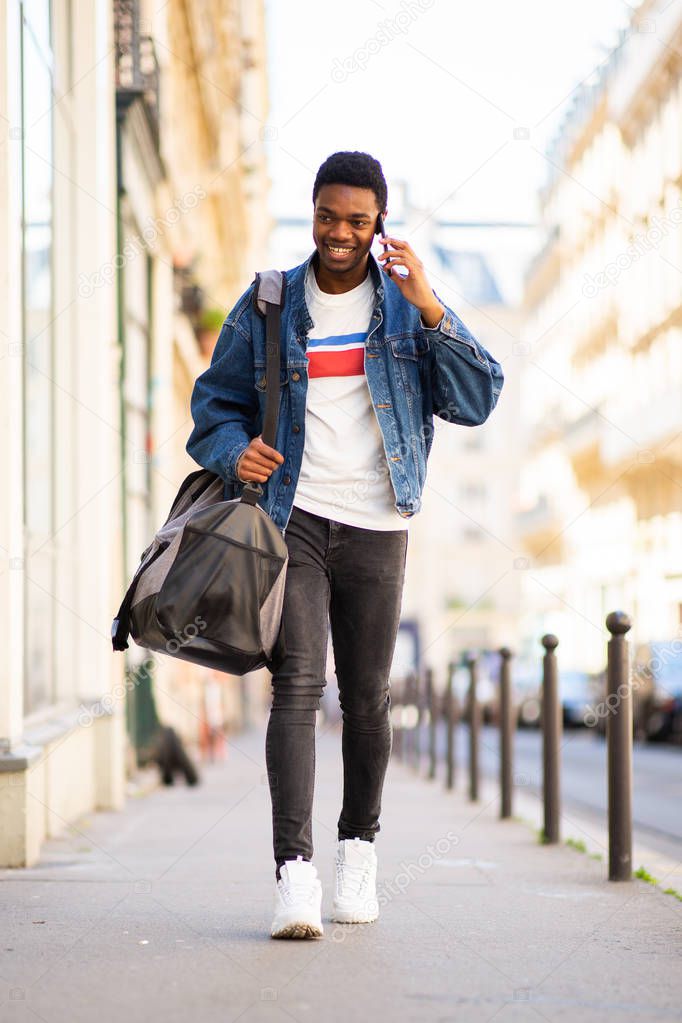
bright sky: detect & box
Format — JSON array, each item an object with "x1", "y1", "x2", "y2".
[{"x1": 263, "y1": 0, "x2": 634, "y2": 224}]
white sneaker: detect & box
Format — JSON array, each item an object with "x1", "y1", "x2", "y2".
[
  {"x1": 331, "y1": 838, "x2": 379, "y2": 924},
  {"x1": 271, "y1": 856, "x2": 324, "y2": 939}
]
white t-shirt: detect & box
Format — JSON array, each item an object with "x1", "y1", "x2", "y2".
[{"x1": 292, "y1": 263, "x2": 410, "y2": 530}]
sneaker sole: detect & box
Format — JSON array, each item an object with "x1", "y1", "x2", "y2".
[
  {"x1": 271, "y1": 921, "x2": 324, "y2": 939},
  {"x1": 330, "y1": 907, "x2": 379, "y2": 924}
]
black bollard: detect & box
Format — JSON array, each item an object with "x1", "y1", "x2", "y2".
[
  {"x1": 499, "y1": 647, "x2": 514, "y2": 819},
  {"x1": 390, "y1": 679, "x2": 398, "y2": 759},
  {"x1": 445, "y1": 660, "x2": 456, "y2": 790},
  {"x1": 395, "y1": 677, "x2": 405, "y2": 762},
  {"x1": 541, "y1": 634, "x2": 561, "y2": 844},
  {"x1": 426, "y1": 667, "x2": 437, "y2": 780},
  {"x1": 401, "y1": 673, "x2": 410, "y2": 763},
  {"x1": 405, "y1": 671, "x2": 415, "y2": 765},
  {"x1": 606, "y1": 611, "x2": 633, "y2": 882},
  {"x1": 468, "y1": 654, "x2": 480, "y2": 802},
  {"x1": 413, "y1": 669, "x2": 422, "y2": 770}
]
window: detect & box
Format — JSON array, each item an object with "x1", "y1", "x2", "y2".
[{"x1": 21, "y1": 0, "x2": 56, "y2": 714}]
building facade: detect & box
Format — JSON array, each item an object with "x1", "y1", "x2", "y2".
[
  {"x1": 0, "y1": 0, "x2": 270, "y2": 867},
  {"x1": 518, "y1": 0, "x2": 682, "y2": 671}
]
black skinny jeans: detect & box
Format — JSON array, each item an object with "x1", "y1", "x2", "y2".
[{"x1": 265, "y1": 504, "x2": 408, "y2": 876}]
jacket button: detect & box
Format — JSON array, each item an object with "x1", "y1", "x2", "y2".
[
  {"x1": 283, "y1": 474, "x2": 291, "y2": 485},
  {"x1": 293, "y1": 424, "x2": 300, "y2": 433},
  {"x1": 291, "y1": 371, "x2": 301, "y2": 381}
]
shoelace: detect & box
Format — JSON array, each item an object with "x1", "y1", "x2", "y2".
[
  {"x1": 336, "y1": 859, "x2": 373, "y2": 897},
  {"x1": 279, "y1": 876, "x2": 319, "y2": 907}
]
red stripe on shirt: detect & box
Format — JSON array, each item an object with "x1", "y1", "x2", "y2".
[{"x1": 306, "y1": 347, "x2": 365, "y2": 378}]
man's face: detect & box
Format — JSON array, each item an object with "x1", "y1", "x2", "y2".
[{"x1": 312, "y1": 184, "x2": 383, "y2": 275}]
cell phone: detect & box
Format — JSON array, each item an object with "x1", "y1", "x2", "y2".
[{"x1": 376, "y1": 213, "x2": 391, "y2": 277}]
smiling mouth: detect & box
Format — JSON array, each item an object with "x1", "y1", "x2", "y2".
[{"x1": 326, "y1": 244, "x2": 355, "y2": 258}]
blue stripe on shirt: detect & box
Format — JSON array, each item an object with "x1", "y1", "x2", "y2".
[{"x1": 306, "y1": 331, "x2": 367, "y2": 348}]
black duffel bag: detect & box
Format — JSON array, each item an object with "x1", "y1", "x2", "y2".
[{"x1": 111, "y1": 270, "x2": 288, "y2": 675}]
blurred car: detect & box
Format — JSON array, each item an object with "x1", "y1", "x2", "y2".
[
  {"x1": 511, "y1": 668, "x2": 600, "y2": 729},
  {"x1": 559, "y1": 670, "x2": 600, "y2": 728},
  {"x1": 512, "y1": 660, "x2": 542, "y2": 729},
  {"x1": 634, "y1": 641, "x2": 682, "y2": 743},
  {"x1": 450, "y1": 650, "x2": 499, "y2": 724},
  {"x1": 476, "y1": 653, "x2": 499, "y2": 724},
  {"x1": 453, "y1": 653, "x2": 548, "y2": 728},
  {"x1": 592, "y1": 642, "x2": 662, "y2": 741},
  {"x1": 517, "y1": 691, "x2": 542, "y2": 728}
]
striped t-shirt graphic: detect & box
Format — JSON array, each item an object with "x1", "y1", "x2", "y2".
[
  {"x1": 305, "y1": 331, "x2": 366, "y2": 378},
  {"x1": 291, "y1": 262, "x2": 409, "y2": 531}
]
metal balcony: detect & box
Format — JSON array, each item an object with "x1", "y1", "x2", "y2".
[{"x1": 114, "y1": 0, "x2": 160, "y2": 144}]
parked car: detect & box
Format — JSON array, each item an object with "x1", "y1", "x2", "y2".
[
  {"x1": 559, "y1": 670, "x2": 600, "y2": 728},
  {"x1": 451, "y1": 650, "x2": 546, "y2": 726},
  {"x1": 592, "y1": 641, "x2": 662, "y2": 741},
  {"x1": 512, "y1": 660, "x2": 542, "y2": 728},
  {"x1": 450, "y1": 650, "x2": 499, "y2": 724},
  {"x1": 634, "y1": 641, "x2": 682, "y2": 743},
  {"x1": 511, "y1": 668, "x2": 600, "y2": 729}
]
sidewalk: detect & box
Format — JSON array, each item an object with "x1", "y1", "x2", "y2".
[{"x1": 1, "y1": 722, "x2": 680, "y2": 1023}]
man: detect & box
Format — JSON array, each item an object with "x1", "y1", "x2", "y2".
[{"x1": 186, "y1": 151, "x2": 504, "y2": 940}]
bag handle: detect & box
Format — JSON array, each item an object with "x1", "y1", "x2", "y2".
[{"x1": 242, "y1": 269, "x2": 286, "y2": 507}]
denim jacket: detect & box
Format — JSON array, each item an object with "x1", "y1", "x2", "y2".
[{"x1": 186, "y1": 249, "x2": 504, "y2": 533}]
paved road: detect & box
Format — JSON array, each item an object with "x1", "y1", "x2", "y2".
[
  {"x1": 1, "y1": 723, "x2": 680, "y2": 1022},
  {"x1": 409, "y1": 721, "x2": 682, "y2": 858}
]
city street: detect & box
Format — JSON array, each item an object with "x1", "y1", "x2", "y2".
[
  {"x1": 1, "y1": 723, "x2": 681, "y2": 1023},
  {"x1": 3, "y1": 1, "x2": 682, "y2": 1019},
  {"x1": 421, "y1": 722, "x2": 682, "y2": 862}
]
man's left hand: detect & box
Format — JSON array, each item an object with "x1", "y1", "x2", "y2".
[{"x1": 377, "y1": 236, "x2": 445, "y2": 327}]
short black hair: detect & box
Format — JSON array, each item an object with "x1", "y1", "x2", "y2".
[{"x1": 312, "y1": 151, "x2": 387, "y2": 214}]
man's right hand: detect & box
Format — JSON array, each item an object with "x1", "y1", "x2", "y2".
[{"x1": 235, "y1": 436, "x2": 285, "y2": 483}]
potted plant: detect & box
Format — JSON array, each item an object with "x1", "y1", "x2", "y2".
[{"x1": 197, "y1": 306, "x2": 225, "y2": 359}]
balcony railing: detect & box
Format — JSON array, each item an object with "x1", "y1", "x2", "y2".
[{"x1": 114, "y1": 0, "x2": 160, "y2": 144}]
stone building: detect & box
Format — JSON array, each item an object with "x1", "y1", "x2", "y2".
[
  {"x1": 519, "y1": 0, "x2": 682, "y2": 669},
  {"x1": 0, "y1": 0, "x2": 270, "y2": 867}
]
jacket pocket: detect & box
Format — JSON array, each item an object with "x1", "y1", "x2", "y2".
[
  {"x1": 390, "y1": 335, "x2": 427, "y2": 395},
  {"x1": 254, "y1": 365, "x2": 290, "y2": 391}
]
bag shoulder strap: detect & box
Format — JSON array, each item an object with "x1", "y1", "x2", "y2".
[
  {"x1": 242, "y1": 270, "x2": 286, "y2": 507},
  {"x1": 253, "y1": 269, "x2": 286, "y2": 317}
]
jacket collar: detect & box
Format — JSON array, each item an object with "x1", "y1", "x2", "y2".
[{"x1": 290, "y1": 248, "x2": 386, "y2": 336}]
